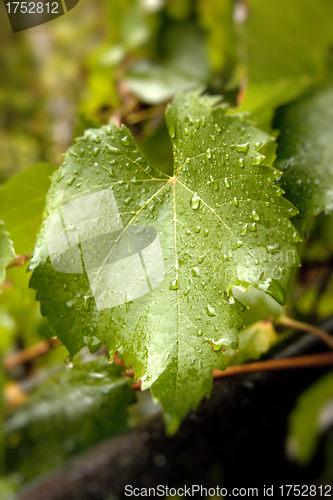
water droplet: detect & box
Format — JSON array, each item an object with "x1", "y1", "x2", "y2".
[
  {"x1": 212, "y1": 342, "x2": 223, "y2": 352},
  {"x1": 240, "y1": 224, "x2": 247, "y2": 236},
  {"x1": 83, "y1": 295, "x2": 90, "y2": 311},
  {"x1": 236, "y1": 142, "x2": 249, "y2": 154},
  {"x1": 67, "y1": 176, "x2": 75, "y2": 186},
  {"x1": 121, "y1": 136, "x2": 130, "y2": 146},
  {"x1": 170, "y1": 279, "x2": 179, "y2": 290},
  {"x1": 194, "y1": 225, "x2": 201, "y2": 233},
  {"x1": 192, "y1": 267, "x2": 201, "y2": 277},
  {"x1": 252, "y1": 209, "x2": 260, "y2": 221},
  {"x1": 191, "y1": 193, "x2": 201, "y2": 210},
  {"x1": 204, "y1": 228, "x2": 209, "y2": 237},
  {"x1": 233, "y1": 241, "x2": 243, "y2": 250},
  {"x1": 107, "y1": 145, "x2": 120, "y2": 154},
  {"x1": 287, "y1": 206, "x2": 298, "y2": 216},
  {"x1": 169, "y1": 125, "x2": 175, "y2": 138},
  {"x1": 233, "y1": 197, "x2": 239, "y2": 207},
  {"x1": 251, "y1": 155, "x2": 264, "y2": 165},
  {"x1": 198, "y1": 255, "x2": 205, "y2": 263},
  {"x1": 92, "y1": 135, "x2": 101, "y2": 143},
  {"x1": 206, "y1": 304, "x2": 216, "y2": 317},
  {"x1": 292, "y1": 231, "x2": 300, "y2": 243},
  {"x1": 238, "y1": 158, "x2": 244, "y2": 168},
  {"x1": 65, "y1": 357, "x2": 74, "y2": 369},
  {"x1": 224, "y1": 178, "x2": 230, "y2": 188},
  {"x1": 105, "y1": 352, "x2": 113, "y2": 364},
  {"x1": 206, "y1": 149, "x2": 212, "y2": 159}
]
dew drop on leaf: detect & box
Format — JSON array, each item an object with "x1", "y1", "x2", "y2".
[
  {"x1": 206, "y1": 304, "x2": 217, "y2": 317},
  {"x1": 191, "y1": 193, "x2": 201, "y2": 209},
  {"x1": 192, "y1": 267, "x2": 201, "y2": 277},
  {"x1": 252, "y1": 209, "x2": 260, "y2": 221},
  {"x1": 121, "y1": 136, "x2": 130, "y2": 146},
  {"x1": 170, "y1": 279, "x2": 179, "y2": 290},
  {"x1": 65, "y1": 357, "x2": 74, "y2": 369},
  {"x1": 292, "y1": 231, "x2": 300, "y2": 242},
  {"x1": 236, "y1": 142, "x2": 249, "y2": 154}
]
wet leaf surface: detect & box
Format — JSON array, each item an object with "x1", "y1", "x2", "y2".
[{"x1": 30, "y1": 90, "x2": 299, "y2": 432}]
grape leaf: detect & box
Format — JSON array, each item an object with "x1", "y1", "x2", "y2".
[
  {"x1": 0, "y1": 224, "x2": 15, "y2": 284},
  {"x1": 0, "y1": 163, "x2": 56, "y2": 255},
  {"x1": 274, "y1": 83, "x2": 333, "y2": 232},
  {"x1": 5, "y1": 358, "x2": 135, "y2": 481},
  {"x1": 286, "y1": 371, "x2": 333, "y2": 466},
  {"x1": 29, "y1": 90, "x2": 299, "y2": 433}
]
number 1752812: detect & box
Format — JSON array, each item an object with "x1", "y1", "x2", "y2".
[{"x1": 5, "y1": 2, "x2": 59, "y2": 14}]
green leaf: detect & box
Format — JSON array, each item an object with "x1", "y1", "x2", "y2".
[
  {"x1": 224, "y1": 320, "x2": 278, "y2": 367},
  {"x1": 233, "y1": 285, "x2": 283, "y2": 326},
  {"x1": 235, "y1": 0, "x2": 333, "y2": 129},
  {"x1": 274, "y1": 83, "x2": 333, "y2": 232},
  {"x1": 286, "y1": 371, "x2": 333, "y2": 466},
  {"x1": 0, "y1": 224, "x2": 15, "y2": 284},
  {"x1": 5, "y1": 358, "x2": 135, "y2": 481},
  {"x1": 30, "y1": 90, "x2": 299, "y2": 433},
  {"x1": 0, "y1": 163, "x2": 56, "y2": 255},
  {"x1": 126, "y1": 24, "x2": 210, "y2": 104}
]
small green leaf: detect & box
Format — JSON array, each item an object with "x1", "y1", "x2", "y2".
[
  {"x1": 274, "y1": 83, "x2": 333, "y2": 232},
  {"x1": 0, "y1": 163, "x2": 56, "y2": 255},
  {"x1": 30, "y1": 90, "x2": 299, "y2": 433},
  {"x1": 287, "y1": 371, "x2": 333, "y2": 466},
  {"x1": 224, "y1": 320, "x2": 278, "y2": 367},
  {"x1": 126, "y1": 25, "x2": 210, "y2": 104},
  {"x1": 0, "y1": 224, "x2": 15, "y2": 284},
  {"x1": 233, "y1": 286, "x2": 284, "y2": 326},
  {"x1": 5, "y1": 358, "x2": 135, "y2": 481}
]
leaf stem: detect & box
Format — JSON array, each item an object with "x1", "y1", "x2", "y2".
[
  {"x1": 4, "y1": 339, "x2": 60, "y2": 370},
  {"x1": 131, "y1": 352, "x2": 333, "y2": 390},
  {"x1": 6, "y1": 254, "x2": 30, "y2": 269},
  {"x1": 276, "y1": 315, "x2": 333, "y2": 349}
]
